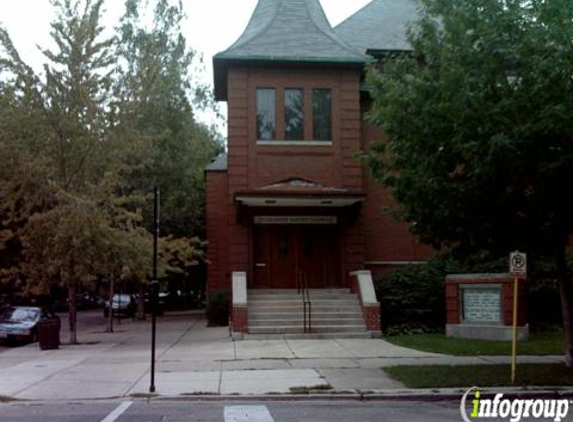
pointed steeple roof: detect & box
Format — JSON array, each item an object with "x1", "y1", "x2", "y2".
[
  {"x1": 217, "y1": 0, "x2": 365, "y2": 62},
  {"x1": 214, "y1": 0, "x2": 367, "y2": 100},
  {"x1": 335, "y1": 0, "x2": 420, "y2": 54}
]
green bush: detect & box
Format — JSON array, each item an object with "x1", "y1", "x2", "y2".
[
  {"x1": 526, "y1": 258, "x2": 564, "y2": 330},
  {"x1": 205, "y1": 290, "x2": 230, "y2": 326},
  {"x1": 374, "y1": 253, "x2": 510, "y2": 334},
  {"x1": 374, "y1": 260, "x2": 448, "y2": 335},
  {"x1": 375, "y1": 252, "x2": 568, "y2": 335}
]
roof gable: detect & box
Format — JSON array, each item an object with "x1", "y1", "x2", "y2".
[
  {"x1": 335, "y1": 0, "x2": 420, "y2": 53},
  {"x1": 205, "y1": 154, "x2": 228, "y2": 172}
]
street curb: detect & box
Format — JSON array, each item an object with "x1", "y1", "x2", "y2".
[
  {"x1": 10, "y1": 388, "x2": 573, "y2": 404},
  {"x1": 138, "y1": 388, "x2": 573, "y2": 403},
  {"x1": 151, "y1": 394, "x2": 363, "y2": 402},
  {"x1": 362, "y1": 390, "x2": 573, "y2": 402}
]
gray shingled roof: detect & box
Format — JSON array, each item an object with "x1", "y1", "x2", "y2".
[
  {"x1": 335, "y1": 0, "x2": 420, "y2": 53},
  {"x1": 215, "y1": 0, "x2": 367, "y2": 63},
  {"x1": 214, "y1": 0, "x2": 369, "y2": 100},
  {"x1": 205, "y1": 154, "x2": 228, "y2": 172}
]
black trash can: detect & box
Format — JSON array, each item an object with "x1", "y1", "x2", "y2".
[{"x1": 38, "y1": 319, "x2": 61, "y2": 350}]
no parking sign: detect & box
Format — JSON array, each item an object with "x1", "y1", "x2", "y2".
[{"x1": 510, "y1": 251, "x2": 527, "y2": 278}]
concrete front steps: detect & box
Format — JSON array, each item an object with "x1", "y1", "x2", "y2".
[{"x1": 246, "y1": 289, "x2": 370, "y2": 339}]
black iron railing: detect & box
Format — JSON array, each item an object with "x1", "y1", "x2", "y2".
[{"x1": 298, "y1": 271, "x2": 312, "y2": 333}]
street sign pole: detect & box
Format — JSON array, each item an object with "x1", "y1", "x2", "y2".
[
  {"x1": 150, "y1": 187, "x2": 160, "y2": 394},
  {"x1": 509, "y1": 251, "x2": 526, "y2": 385},
  {"x1": 511, "y1": 275, "x2": 519, "y2": 385}
]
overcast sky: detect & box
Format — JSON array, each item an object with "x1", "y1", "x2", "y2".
[{"x1": 1, "y1": 0, "x2": 372, "y2": 131}]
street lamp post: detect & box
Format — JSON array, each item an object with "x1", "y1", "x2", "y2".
[{"x1": 150, "y1": 187, "x2": 160, "y2": 393}]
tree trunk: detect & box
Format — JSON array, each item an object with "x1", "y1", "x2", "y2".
[
  {"x1": 107, "y1": 278, "x2": 114, "y2": 333},
  {"x1": 68, "y1": 281, "x2": 78, "y2": 344},
  {"x1": 555, "y1": 245, "x2": 573, "y2": 367},
  {"x1": 137, "y1": 283, "x2": 146, "y2": 321}
]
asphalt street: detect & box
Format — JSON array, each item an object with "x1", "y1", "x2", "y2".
[{"x1": 0, "y1": 400, "x2": 487, "y2": 422}]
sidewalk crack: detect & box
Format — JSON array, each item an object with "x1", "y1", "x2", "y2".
[
  {"x1": 333, "y1": 338, "x2": 360, "y2": 365},
  {"x1": 285, "y1": 339, "x2": 297, "y2": 359},
  {"x1": 478, "y1": 356, "x2": 497, "y2": 364},
  {"x1": 158, "y1": 317, "x2": 203, "y2": 358},
  {"x1": 218, "y1": 361, "x2": 223, "y2": 395},
  {"x1": 124, "y1": 316, "x2": 203, "y2": 397}
]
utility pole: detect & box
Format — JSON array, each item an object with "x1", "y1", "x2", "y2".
[{"x1": 150, "y1": 187, "x2": 160, "y2": 393}]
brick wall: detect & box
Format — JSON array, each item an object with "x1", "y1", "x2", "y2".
[
  {"x1": 344, "y1": 222, "x2": 365, "y2": 283},
  {"x1": 340, "y1": 72, "x2": 362, "y2": 189},
  {"x1": 363, "y1": 305, "x2": 381, "y2": 331},
  {"x1": 226, "y1": 66, "x2": 368, "y2": 286},
  {"x1": 205, "y1": 171, "x2": 229, "y2": 292},
  {"x1": 243, "y1": 67, "x2": 362, "y2": 189},
  {"x1": 359, "y1": 100, "x2": 433, "y2": 265},
  {"x1": 232, "y1": 307, "x2": 248, "y2": 334},
  {"x1": 228, "y1": 68, "x2": 250, "y2": 275},
  {"x1": 210, "y1": 65, "x2": 435, "y2": 295}
]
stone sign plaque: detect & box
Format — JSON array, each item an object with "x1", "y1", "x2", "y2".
[
  {"x1": 461, "y1": 286, "x2": 502, "y2": 323},
  {"x1": 254, "y1": 216, "x2": 337, "y2": 225}
]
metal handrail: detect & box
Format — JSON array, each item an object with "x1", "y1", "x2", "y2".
[
  {"x1": 304, "y1": 289, "x2": 312, "y2": 333},
  {"x1": 298, "y1": 271, "x2": 312, "y2": 333}
]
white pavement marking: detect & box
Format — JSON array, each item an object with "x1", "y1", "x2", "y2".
[
  {"x1": 224, "y1": 406, "x2": 275, "y2": 422},
  {"x1": 100, "y1": 401, "x2": 133, "y2": 422}
]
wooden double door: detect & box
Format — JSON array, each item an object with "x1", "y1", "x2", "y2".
[{"x1": 253, "y1": 225, "x2": 342, "y2": 289}]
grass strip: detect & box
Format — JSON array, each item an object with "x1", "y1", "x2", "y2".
[
  {"x1": 385, "y1": 332, "x2": 564, "y2": 356},
  {"x1": 384, "y1": 364, "x2": 573, "y2": 389}
]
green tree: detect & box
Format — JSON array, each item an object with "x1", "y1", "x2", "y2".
[
  {"x1": 37, "y1": 0, "x2": 115, "y2": 342},
  {"x1": 0, "y1": 0, "x2": 145, "y2": 344},
  {"x1": 0, "y1": 39, "x2": 51, "y2": 288},
  {"x1": 0, "y1": 0, "x2": 215, "y2": 342},
  {"x1": 42, "y1": 0, "x2": 115, "y2": 192},
  {"x1": 364, "y1": 0, "x2": 573, "y2": 364},
  {"x1": 113, "y1": 0, "x2": 223, "y2": 238}
]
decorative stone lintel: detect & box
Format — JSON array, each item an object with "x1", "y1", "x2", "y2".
[{"x1": 446, "y1": 273, "x2": 511, "y2": 281}]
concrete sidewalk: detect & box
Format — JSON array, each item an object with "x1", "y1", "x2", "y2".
[{"x1": 0, "y1": 312, "x2": 565, "y2": 400}]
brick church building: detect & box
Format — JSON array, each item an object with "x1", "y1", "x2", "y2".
[{"x1": 205, "y1": 0, "x2": 431, "y2": 337}]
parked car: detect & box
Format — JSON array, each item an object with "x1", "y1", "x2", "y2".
[
  {"x1": 104, "y1": 294, "x2": 136, "y2": 318},
  {"x1": 0, "y1": 306, "x2": 60, "y2": 344}
]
